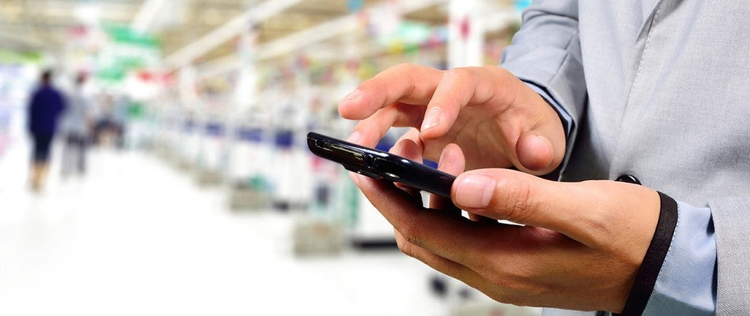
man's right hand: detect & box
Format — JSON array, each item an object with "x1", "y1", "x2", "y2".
[{"x1": 338, "y1": 64, "x2": 566, "y2": 175}]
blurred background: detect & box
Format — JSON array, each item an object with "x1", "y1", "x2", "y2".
[{"x1": 0, "y1": 0, "x2": 540, "y2": 315}]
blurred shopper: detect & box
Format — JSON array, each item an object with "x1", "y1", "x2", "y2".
[
  {"x1": 27, "y1": 70, "x2": 65, "y2": 191},
  {"x1": 60, "y1": 73, "x2": 94, "y2": 178},
  {"x1": 111, "y1": 94, "x2": 129, "y2": 149},
  {"x1": 93, "y1": 94, "x2": 123, "y2": 147}
]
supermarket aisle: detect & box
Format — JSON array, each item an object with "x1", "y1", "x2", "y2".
[{"x1": 0, "y1": 141, "x2": 445, "y2": 316}]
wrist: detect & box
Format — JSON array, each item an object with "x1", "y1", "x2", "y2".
[{"x1": 616, "y1": 192, "x2": 679, "y2": 315}]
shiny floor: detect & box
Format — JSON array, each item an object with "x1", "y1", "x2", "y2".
[{"x1": 0, "y1": 140, "x2": 450, "y2": 315}]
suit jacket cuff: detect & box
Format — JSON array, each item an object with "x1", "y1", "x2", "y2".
[{"x1": 618, "y1": 192, "x2": 678, "y2": 315}]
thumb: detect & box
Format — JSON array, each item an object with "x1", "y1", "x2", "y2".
[
  {"x1": 451, "y1": 169, "x2": 569, "y2": 229},
  {"x1": 513, "y1": 100, "x2": 566, "y2": 175},
  {"x1": 451, "y1": 169, "x2": 659, "y2": 248}
]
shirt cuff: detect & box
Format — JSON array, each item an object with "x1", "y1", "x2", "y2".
[
  {"x1": 619, "y1": 193, "x2": 717, "y2": 316},
  {"x1": 523, "y1": 81, "x2": 574, "y2": 140},
  {"x1": 522, "y1": 81, "x2": 574, "y2": 181},
  {"x1": 642, "y1": 202, "x2": 716, "y2": 315}
]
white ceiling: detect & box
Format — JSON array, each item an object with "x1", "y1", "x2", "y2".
[
  {"x1": 0, "y1": 0, "x2": 389, "y2": 59},
  {"x1": 0, "y1": 0, "x2": 516, "y2": 67}
]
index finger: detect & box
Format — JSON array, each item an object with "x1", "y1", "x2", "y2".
[
  {"x1": 338, "y1": 64, "x2": 444, "y2": 120},
  {"x1": 351, "y1": 171, "x2": 526, "y2": 272},
  {"x1": 429, "y1": 143, "x2": 464, "y2": 216}
]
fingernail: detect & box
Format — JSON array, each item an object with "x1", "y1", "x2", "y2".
[
  {"x1": 347, "y1": 131, "x2": 361, "y2": 144},
  {"x1": 421, "y1": 107, "x2": 441, "y2": 131},
  {"x1": 455, "y1": 175, "x2": 495, "y2": 208},
  {"x1": 532, "y1": 135, "x2": 554, "y2": 168},
  {"x1": 349, "y1": 172, "x2": 360, "y2": 185},
  {"x1": 390, "y1": 141, "x2": 402, "y2": 154},
  {"x1": 342, "y1": 89, "x2": 362, "y2": 103}
]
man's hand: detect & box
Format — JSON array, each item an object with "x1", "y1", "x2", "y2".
[
  {"x1": 350, "y1": 141, "x2": 661, "y2": 313},
  {"x1": 339, "y1": 64, "x2": 566, "y2": 175}
]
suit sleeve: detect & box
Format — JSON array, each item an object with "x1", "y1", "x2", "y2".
[
  {"x1": 500, "y1": 0, "x2": 585, "y2": 168},
  {"x1": 542, "y1": 194, "x2": 717, "y2": 315},
  {"x1": 708, "y1": 198, "x2": 750, "y2": 315},
  {"x1": 621, "y1": 197, "x2": 716, "y2": 316}
]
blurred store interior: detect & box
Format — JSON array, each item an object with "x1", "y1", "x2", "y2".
[{"x1": 0, "y1": 0, "x2": 541, "y2": 315}]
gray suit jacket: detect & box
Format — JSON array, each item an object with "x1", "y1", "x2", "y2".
[{"x1": 502, "y1": 0, "x2": 750, "y2": 314}]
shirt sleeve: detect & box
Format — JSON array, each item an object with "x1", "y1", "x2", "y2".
[
  {"x1": 500, "y1": 0, "x2": 586, "y2": 123},
  {"x1": 524, "y1": 81, "x2": 574, "y2": 157},
  {"x1": 501, "y1": 0, "x2": 585, "y2": 175},
  {"x1": 641, "y1": 201, "x2": 716, "y2": 315},
  {"x1": 522, "y1": 82, "x2": 574, "y2": 181},
  {"x1": 620, "y1": 194, "x2": 717, "y2": 316}
]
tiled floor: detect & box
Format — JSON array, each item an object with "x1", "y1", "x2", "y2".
[{"x1": 0, "y1": 140, "x2": 448, "y2": 316}]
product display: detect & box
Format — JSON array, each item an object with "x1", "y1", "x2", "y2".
[{"x1": 0, "y1": 1, "x2": 535, "y2": 315}]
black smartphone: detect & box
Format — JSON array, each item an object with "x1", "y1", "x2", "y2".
[{"x1": 307, "y1": 132, "x2": 455, "y2": 198}]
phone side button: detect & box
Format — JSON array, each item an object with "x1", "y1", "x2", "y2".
[
  {"x1": 372, "y1": 157, "x2": 406, "y2": 179},
  {"x1": 344, "y1": 166, "x2": 383, "y2": 180}
]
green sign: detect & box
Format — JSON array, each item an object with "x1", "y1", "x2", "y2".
[
  {"x1": 96, "y1": 24, "x2": 162, "y2": 83},
  {"x1": 0, "y1": 50, "x2": 43, "y2": 65},
  {"x1": 104, "y1": 25, "x2": 161, "y2": 48}
]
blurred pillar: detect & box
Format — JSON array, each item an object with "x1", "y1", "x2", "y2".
[
  {"x1": 448, "y1": 0, "x2": 484, "y2": 68},
  {"x1": 233, "y1": 26, "x2": 259, "y2": 115},
  {"x1": 178, "y1": 66, "x2": 199, "y2": 113},
  {"x1": 227, "y1": 0, "x2": 261, "y2": 183}
]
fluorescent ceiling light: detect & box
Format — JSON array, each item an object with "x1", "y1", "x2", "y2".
[
  {"x1": 164, "y1": 0, "x2": 304, "y2": 69},
  {"x1": 132, "y1": 0, "x2": 169, "y2": 33},
  {"x1": 192, "y1": 0, "x2": 448, "y2": 80},
  {"x1": 259, "y1": 0, "x2": 446, "y2": 60}
]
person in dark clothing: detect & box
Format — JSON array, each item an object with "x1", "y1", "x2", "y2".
[{"x1": 27, "y1": 70, "x2": 66, "y2": 191}]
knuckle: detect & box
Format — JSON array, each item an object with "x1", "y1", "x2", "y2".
[
  {"x1": 400, "y1": 220, "x2": 423, "y2": 248},
  {"x1": 483, "y1": 263, "x2": 550, "y2": 306},
  {"x1": 395, "y1": 234, "x2": 415, "y2": 257},
  {"x1": 395, "y1": 102, "x2": 426, "y2": 127},
  {"x1": 439, "y1": 68, "x2": 474, "y2": 105},
  {"x1": 445, "y1": 67, "x2": 473, "y2": 83},
  {"x1": 385, "y1": 64, "x2": 421, "y2": 100},
  {"x1": 392, "y1": 63, "x2": 419, "y2": 74},
  {"x1": 479, "y1": 262, "x2": 510, "y2": 287}
]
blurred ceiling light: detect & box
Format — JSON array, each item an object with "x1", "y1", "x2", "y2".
[
  {"x1": 256, "y1": 0, "x2": 446, "y2": 60},
  {"x1": 75, "y1": 2, "x2": 101, "y2": 25},
  {"x1": 1, "y1": 3, "x2": 23, "y2": 21},
  {"x1": 194, "y1": 0, "x2": 448, "y2": 80},
  {"x1": 132, "y1": 0, "x2": 169, "y2": 33},
  {"x1": 98, "y1": 9, "x2": 137, "y2": 22},
  {"x1": 164, "y1": 0, "x2": 304, "y2": 69},
  {"x1": 200, "y1": 10, "x2": 228, "y2": 26}
]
